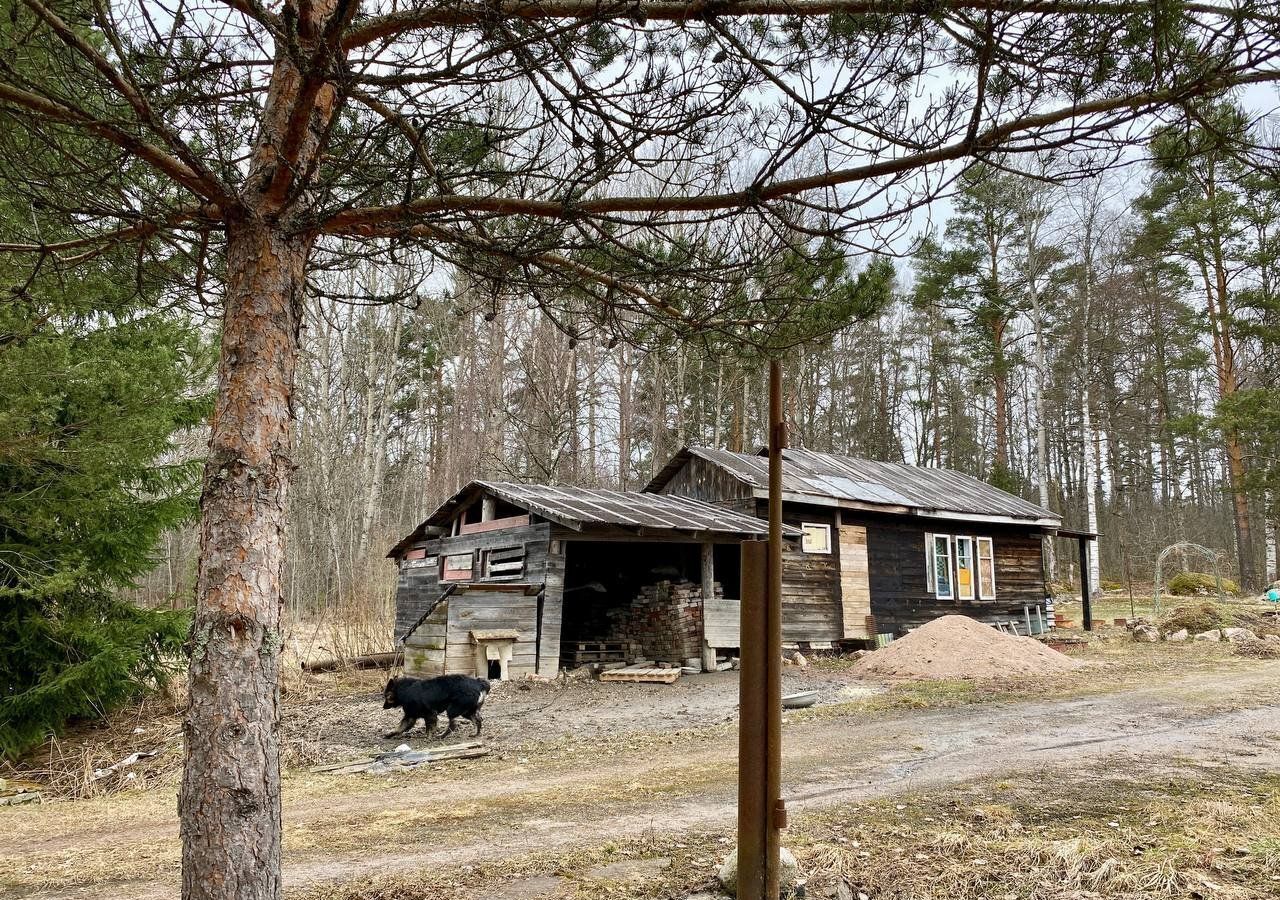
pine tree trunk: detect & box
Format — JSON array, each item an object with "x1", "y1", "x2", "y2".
[
  {"x1": 1206, "y1": 174, "x2": 1258, "y2": 590},
  {"x1": 181, "y1": 221, "x2": 307, "y2": 900}
]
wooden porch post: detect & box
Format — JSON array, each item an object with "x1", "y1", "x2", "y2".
[
  {"x1": 1079, "y1": 535, "x2": 1093, "y2": 632},
  {"x1": 701, "y1": 541, "x2": 718, "y2": 672}
]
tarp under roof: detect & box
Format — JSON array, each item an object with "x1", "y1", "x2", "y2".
[
  {"x1": 645, "y1": 447, "x2": 1063, "y2": 527},
  {"x1": 389, "y1": 480, "x2": 795, "y2": 557}
]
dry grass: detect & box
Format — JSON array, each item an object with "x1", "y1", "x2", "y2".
[
  {"x1": 0, "y1": 684, "x2": 186, "y2": 801},
  {"x1": 288, "y1": 766, "x2": 1280, "y2": 900}
]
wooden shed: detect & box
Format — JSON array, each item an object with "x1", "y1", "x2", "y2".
[
  {"x1": 388, "y1": 482, "x2": 786, "y2": 679},
  {"x1": 645, "y1": 447, "x2": 1064, "y2": 645}
]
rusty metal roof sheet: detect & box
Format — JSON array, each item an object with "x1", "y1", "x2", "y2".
[
  {"x1": 405, "y1": 480, "x2": 793, "y2": 542},
  {"x1": 645, "y1": 447, "x2": 1062, "y2": 526}
]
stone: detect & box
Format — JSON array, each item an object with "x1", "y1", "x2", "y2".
[
  {"x1": 848, "y1": 649, "x2": 870, "y2": 660},
  {"x1": 1265, "y1": 634, "x2": 1280, "y2": 645},
  {"x1": 792, "y1": 652, "x2": 809, "y2": 668},
  {"x1": 1166, "y1": 629, "x2": 1189, "y2": 642},
  {"x1": 1193, "y1": 629, "x2": 1223, "y2": 642},
  {"x1": 1223, "y1": 627, "x2": 1258, "y2": 643},
  {"x1": 718, "y1": 847, "x2": 799, "y2": 897},
  {"x1": 1131, "y1": 624, "x2": 1159, "y2": 643}
]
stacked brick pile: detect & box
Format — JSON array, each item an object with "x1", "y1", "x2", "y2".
[{"x1": 611, "y1": 580, "x2": 723, "y2": 665}]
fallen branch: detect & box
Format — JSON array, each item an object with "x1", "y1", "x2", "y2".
[{"x1": 301, "y1": 650, "x2": 403, "y2": 673}]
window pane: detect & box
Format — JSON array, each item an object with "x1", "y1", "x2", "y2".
[
  {"x1": 977, "y1": 538, "x2": 996, "y2": 598},
  {"x1": 933, "y1": 535, "x2": 952, "y2": 597},
  {"x1": 802, "y1": 524, "x2": 831, "y2": 554},
  {"x1": 955, "y1": 537, "x2": 974, "y2": 600}
]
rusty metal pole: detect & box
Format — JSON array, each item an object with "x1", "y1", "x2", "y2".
[
  {"x1": 764, "y1": 359, "x2": 785, "y2": 898},
  {"x1": 737, "y1": 540, "x2": 767, "y2": 900},
  {"x1": 736, "y1": 359, "x2": 786, "y2": 900}
]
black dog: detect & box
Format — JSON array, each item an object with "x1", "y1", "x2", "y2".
[{"x1": 382, "y1": 674, "x2": 489, "y2": 739}]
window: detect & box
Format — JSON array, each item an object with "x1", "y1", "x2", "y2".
[
  {"x1": 925, "y1": 532, "x2": 934, "y2": 590},
  {"x1": 482, "y1": 545, "x2": 526, "y2": 580},
  {"x1": 977, "y1": 537, "x2": 996, "y2": 599},
  {"x1": 932, "y1": 534, "x2": 953, "y2": 599},
  {"x1": 954, "y1": 536, "x2": 975, "y2": 601},
  {"x1": 801, "y1": 523, "x2": 831, "y2": 554},
  {"x1": 442, "y1": 552, "x2": 474, "y2": 581},
  {"x1": 925, "y1": 533, "x2": 997, "y2": 600}
]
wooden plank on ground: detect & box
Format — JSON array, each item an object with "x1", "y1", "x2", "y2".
[{"x1": 599, "y1": 665, "x2": 681, "y2": 684}]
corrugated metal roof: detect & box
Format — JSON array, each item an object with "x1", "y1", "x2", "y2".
[
  {"x1": 646, "y1": 447, "x2": 1062, "y2": 526},
  {"x1": 421, "y1": 480, "x2": 791, "y2": 536}
]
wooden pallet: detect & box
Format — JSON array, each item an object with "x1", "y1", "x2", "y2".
[
  {"x1": 599, "y1": 665, "x2": 681, "y2": 684},
  {"x1": 566, "y1": 641, "x2": 627, "y2": 665}
]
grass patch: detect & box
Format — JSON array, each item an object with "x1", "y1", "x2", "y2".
[{"x1": 292, "y1": 766, "x2": 1280, "y2": 900}]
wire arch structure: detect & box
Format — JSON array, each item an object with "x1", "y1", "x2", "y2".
[{"x1": 1153, "y1": 542, "x2": 1228, "y2": 621}]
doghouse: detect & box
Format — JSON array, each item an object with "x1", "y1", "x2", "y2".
[
  {"x1": 645, "y1": 447, "x2": 1067, "y2": 641},
  {"x1": 388, "y1": 482, "x2": 789, "y2": 678}
]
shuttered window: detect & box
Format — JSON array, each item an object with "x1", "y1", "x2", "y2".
[{"x1": 482, "y1": 545, "x2": 526, "y2": 580}]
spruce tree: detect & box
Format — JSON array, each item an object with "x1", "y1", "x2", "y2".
[{"x1": 0, "y1": 226, "x2": 209, "y2": 759}]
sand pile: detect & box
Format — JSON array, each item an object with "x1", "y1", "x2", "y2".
[{"x1": 853, "y1": 614, "x2": 1082, "y2": 680}]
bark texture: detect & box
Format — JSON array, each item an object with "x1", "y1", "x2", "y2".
[{"x1": 180, "y1": 222, "x2": 307, "y2": 900}]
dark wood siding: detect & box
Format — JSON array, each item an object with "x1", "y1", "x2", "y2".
[
  {"x1": 753, "y1": 500, "x2": 843, "y2": 643},
  {"x1": 657, "y1": 455, "x2": 756, "y2": 512},
  {"x1": 848, "y1": 514, "x2": 1048, "y2": 635}
]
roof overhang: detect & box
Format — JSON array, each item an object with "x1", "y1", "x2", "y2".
[
  {"x1": 1050, "y1": 527, "x2": 1100, "y2": 540},
  {"x1": 741, "y1": 486, "x2": 1061, "y2": 530}
]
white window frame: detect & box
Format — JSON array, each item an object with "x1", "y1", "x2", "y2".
[
  {"x1": 954, "y1": 536, "x2": 975, "y2": 601},
  {"x1": 976, "y1": 536, "x2": 996, "y2": 599},
  {"x1": 925, "y1": 532, "x2": 934, "y2": 591},
  {"x1": 932, "y1": 534, "x2": 954, "y2": 600},
  {"x1": 801, "y1": 523, "x2": 832, "y2": 554}
]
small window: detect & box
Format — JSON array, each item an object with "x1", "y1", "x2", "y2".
[
  {"x1": 954, "y1": 536, "x2": 975, "y2": 601},
  {"x1": 924, "y1": 532, "x2": 934, "y2": 590},
  {"x1": 801, "y1": 523, "x2": 831, "y2": 554},
  {"x1": 977, "y1": 537, "x2": 996, "y2": 599},
  {"x1": 482, "y1": 545, "x2": 526, "y2": 580},
  {"x1": 932, "y1": 534, "x2": 953, "y2": 599},
  {"x1": 442, "y1": 552, "x2": 474, "y2": 581}
]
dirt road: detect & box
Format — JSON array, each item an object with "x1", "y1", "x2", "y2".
[{"x1": 6, "y1": 664, "x2": 1280, "y2": 899}]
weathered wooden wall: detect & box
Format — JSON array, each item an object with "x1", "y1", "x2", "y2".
[
  {"x1": 444, "y1": 589, "x2": 539, "y2": 677},
  {"x1": 538, "y1": 540, "x2": 566, "y2": 676},
  {"x1": 837, "y1": 523, "x2": 872, "y2": 639},
  {"x1": 852, "y1": 515, "x2": 1048, "y2": 635},
  {"x1": 657, "y1": 455, "x2": 756, "y2": 512},
  {"x1": 704, "y1": 595, "x2": 741, "y2": 648},
  {"x1": 762, "y1": 501, "x2": 844, "y2": 644},
  {"x1": 394, "y1": 522, "x2": 551, "y2": 676}
]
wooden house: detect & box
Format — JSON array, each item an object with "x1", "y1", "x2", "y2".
[
  {"x1": 644, "y1": 447, "x2": 1064, "y2": 646},
  {"x1": 388, "y1": 482, "x2": 787, "y2": 679}
]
